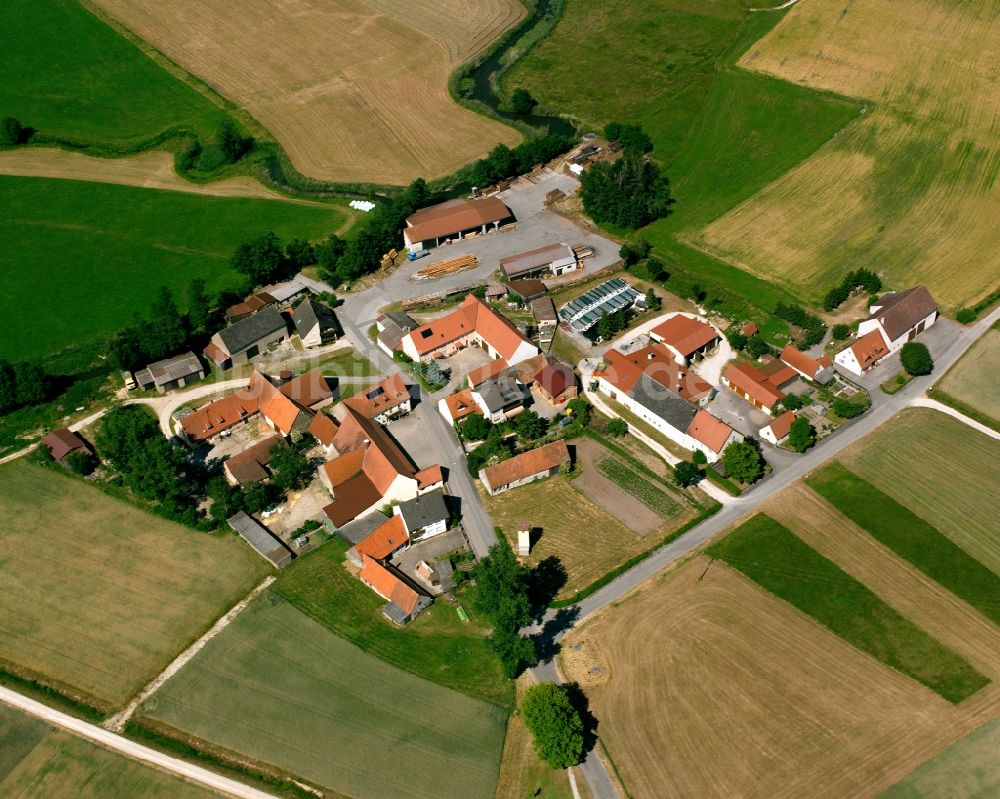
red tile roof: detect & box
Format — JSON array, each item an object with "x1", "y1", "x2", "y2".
[
  {"x1": 359, "y1": 555, "x2": 419, "y2": 614},
  {"x1": 415, "y1": 465, "x2": 444, "y2": 490},
  {"x1": 405, "y1": 294, "x2": 535, "y2": 361},
  {"x1": 850, "y1": 329, "x2": 890, "y2": 370},
  {"x1": 345, "y1": 373, "x2": 411, "y2": 418},
  {"x1": 203, "y1": 341, "x2": 229, "y2": 366},
  {"x1": 356, "y1": 515, "x2": 408, "y2": 560},
  {"x1": 251, "y1": 372, "x2": 307, "y2": 437},
  {"x1": 650, "y1": 315, "x2": 720, "y2": 357},
  {"x1": 280, "y1": 369, "x2": 334, "y2": 408},
  {"x1": 741, "y1": 322, "x2": 758, "y2": 337},
  {"x1": 723, "y1": 362, "x2": 785, "y2": 409},
  {"x1": 180, "y1": 389, "x2": 259, "y2": 442},
  {"x1": 41, "y1": 428, "x2": 89, "y2": 462},
  {"x1": 686, "y1": 410, "x2": 734, "y2": 455},
  {"x1": 467, "y1": 358, "x2": 510, "y2": 388},
  {"x1": 534, "y1": 362, "x2": 575, "y2": 401},
  {"x1": 765, "y1": 410, "x2": 796, "y2": 441},
  {"x1": 480, "y1": 440, "x2": 570, "y2": 490},
  {"x1": 323, "y1": 473, "x2": 382, "y2": 527},
  {"x1": 309, "y1": 411, "x2": 339, "y2": 446},
  {"x1": 443, "y1": 389, "x2": 481, "y2": 422},
  {"x1": 779, "y1": 345, "x2": 830, "y2": 380},
  {"x1": 598, "y1": 344, "x2": 712, "y2": 402},
  {"x1": 224, "y1": 435, "x2": 285, "y2": 484},
  {"x1": 758, "y1": 357, "x2": 799, "y2": 387},
  {"x1": 404, "y1": 197, "x2": 510, "y2": 245}
]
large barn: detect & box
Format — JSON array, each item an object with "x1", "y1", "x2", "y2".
[{"x1": 402, "y1": 197, "x2": 512, "y2": 253}]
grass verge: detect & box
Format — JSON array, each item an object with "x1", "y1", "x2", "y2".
[
  {"x1": 807, "y1": 463, "x2": 1000, "y2": 627},
  {"x1": 707, "y1": 514, "x2": 988, "y2": 703}
]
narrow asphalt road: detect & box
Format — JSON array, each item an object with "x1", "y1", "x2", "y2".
[
  {"x1": 526, "y1": 304, "x2": 999, "y2": 799},
  {"x1": 0, "y1": 686, "x2": 280, "y2": 799}
]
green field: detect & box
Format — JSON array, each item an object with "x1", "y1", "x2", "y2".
[
  {"x1": 0, "y1": 175, "x2": 344, "y2": 368},
  {"x1": 0, "y1": 704, "x2": 217, "y2": 798},
  {"x1": 272, "y1": 537, "x2": 510, "y2": 706},
  {"x1": 597, "y1": 457, "x2": 683, "y2": 517},
  {"x1": 0, "y1": 0, "x2": 227, "y2": 147},
  {"x1": 142, "y1": 594, "x2": 507, "y2": 799},
  {"x1": 707, "y1": 514, "x2": 988, "y2": 703},
  {"x1": 0, "y1": 460, "x2": 266, "y2": 711},
  {"x1": 505, "y1": 1, "x2": 860, "y2": 320},
  {"x1": 931, "y1": 324, "x2": 1000, "y2": 432},
  {"x1": 881, "y1": 715, "x2": 1000, "y2": 799},
  {"x1": 840, "y1": 409, "x2": 1000, "y2": 576},
  {"x1": 807, "y1": 463, "x2": 1000, "y2": 627}
]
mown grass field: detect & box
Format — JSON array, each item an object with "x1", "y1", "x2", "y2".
[
  {"x1": 932, "y1": 323, "x2": 1000, "y2": 431},
  {"x1": 0, "y1": 704, "x2": 219, "y2": 798},
  {"x1": 881, "y1": 715, "x2": 1000, "y2": 798},
  {"x1": 561, "y1": 546, "x2": 1000, "y2": 799},
  {"x1": 272, "y1": 536, "x2": 510, "y2": 707},
  {"x1": 807, "y1": 463, "x2": 1000, "y2": 627},
  {"x1": 707, "y1": 514, "x2": 987, "y2": 703},
  {"x1": 92, "y1": 0, "x2": 523, "y2": 184},
  {"x1": 0, "y1": 0, "x2": 227, "y2": 147},
  {"x1": 0, "y1": 460, "x2": 266, "y2": 711},
  {"x1": 506, "y1": 1, "x2": 861, "y2": 320},
  {"x1": 484, "y1": 461, "x2": 698, "y2": 601},
  {"x1": 699, "y1": 0, "x2": 1000, "y2": 311},
  {"x1": 0, "y1": 175, "x2": 345, "y2": 369},
  {"x1": 839, "y1": 408, "x2": 1000, "y2": 575},
  {"x1": 141, "y1": 593, "x2": 508, "y2": 799}
]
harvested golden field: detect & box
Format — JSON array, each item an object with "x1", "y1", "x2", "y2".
[
  {"x1": 563, "y1": 552, "x2": 1000, "y2": 799},
  {"x1": 934, "y1": 325, "x2": 1000, "y2": 431},
  {"x1": 0, "y1": 148, "x2": 296, "y2": 200},
  {"x1": 697, "y1": 0, "x2": 1000, "y2": 311},
  {"x1": 838, "y1": 408, "x2": 1000, "y2": 575},
  {"x1": 0, "y1": 461, "x2": 266, "y2": 711},
  {"x1": 482, "y1": 467, "x2": 696, "y2": 602},
  {"x1": 92, "y1": 0, "x2": 523, "y2": 184}
]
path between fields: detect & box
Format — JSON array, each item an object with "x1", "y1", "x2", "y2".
[
  {"x1": 908, "y1": 397, "x2": 1000, "y2": 441},
  {"x1": 0, "y1": 686, "x2": 280, "y2": 799},
  {"x1": 749, "y1": 0, "x2": 801, "y2": 10},
  {"x1": 104, "y1": 576, "x2": 276, "y2": 733}
]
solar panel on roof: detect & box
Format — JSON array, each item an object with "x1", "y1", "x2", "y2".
[{"x1": 366, "y1": 386, "x2": 385, "y2": 400}]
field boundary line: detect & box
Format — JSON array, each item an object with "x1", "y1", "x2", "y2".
[
  {"x1": 0, "y1": 685, "x2": 279, "y2": 799},
  {"x1": 104, "y1": 576, "x2": 276, "y2": 732},
  {"x1": 908, "y1": 397, "x2": 1000, "y2": 441}
]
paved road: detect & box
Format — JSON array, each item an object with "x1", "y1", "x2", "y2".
[
  {"x1": 336, "y1": 296, "x2": 499, "y2": 557},
  {"x1": 526, "y1": 304, "x2": 1000, "y2": 799},
  {"x1": 0, "y1": 686, "x2": 280, "y2": 799}
]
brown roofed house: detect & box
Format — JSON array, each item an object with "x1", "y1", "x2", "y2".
[
  {"x1": 479, "y1": 440, "x2": 571, "y2": 496},
  {"x1": 224, "y1": 435, "x2": 286, "y2": 485},
  {"x1": 721, "y1": 362, "x2": 789, "y2": 414},
  {"x1": 344, "y1": 373, "x2": 412, "y2": 423},
  {"x1": 41, "y1": 428, "x2": 92, "y2": 465},
  {"x1": 686, "y1": 410, "x2": 739, "y2": 459},
  {"x1": 649, "y1": 315, "x2": 721, "y2": 365}
]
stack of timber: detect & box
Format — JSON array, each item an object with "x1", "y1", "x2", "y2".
[{"x1": 414, "y1": 253, "x2": 478, "y2": 280}]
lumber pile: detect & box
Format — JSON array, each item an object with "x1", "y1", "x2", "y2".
[
  {"x1": 415, "y1": 253, "x2": 478, "y2": 280},
  {"x1": 379, "y1": 248, "x2": 398, "y2": 270}
]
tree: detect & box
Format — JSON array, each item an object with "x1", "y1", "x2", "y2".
[
  {"x1": 831, "y1": 323, "x2": 850, "y2": 341},
  {"x1": 726, "y1": 329, "x2": 748, "y2": 352},
  {"x1": 0, "y1": 359, "x2": 16, "y2": 413},
  {"x1": 674, "y1": 460, "x2": 700, "y2": 487},
  {"x1": 788, "y1": 416, "x2": 817, "y2": 453},
  {"x1": 269, "y1": 443, "x2": 313, "y2": 492},
  {"x1": 285, "y1": 238, "x2": 316, "y2": 268},
  {"x1": 692, "y1": 449, "x2": 708, "y2": 466},
  {"x1": 461, "y1": 414, "x2": 493, "y2": 441},
  {"x1": 832, "y1": 397, "x2": 866, "y2": 419},
  {"x1": 216, "y1": 119, "x2": 253, "y2": 163},
  {"x1": 900, "y1": 341, "x2": 933, "y2": 376},
  {"x1": 606, "y1": 418, "x2": 628, "y2": 437},
  {"x1": 145, "y1": 286, "x2": 187, "y2": 360},
  {"x1": 602, "y1": 122, "x2": 653, "y2": 156},
  {"x1": 513, "y1": 410, "x2": 545, "y2": 441},
  {"x1": 745, "y1": 335, "x2": 770, "y2": 359},
  {"x1": 230, "y1": 232, "x2": 288, "y2": 286},
  {"x1": 645, "y1": 257, "x2": 666, "y2": 282},
  {"x1": 12, "y1": 362, "x2": 47, "y2": 407},
  {"x1": 722, "y1": 441, "x2": 763, "y2": 484},
  {"x1": 422, "y1": 359, "x2": 448, "y2": 387},
  {"x1": 472, "y1": 543, "x2": 531, "y2": 625},
  {"x1": 521, "y1": 684, "x2": 585, "y2": 769},
  {"x1": 510, "y1": 88, "x2": 537, "y2": 115},
  {"x1": 644, "y1": 287, "x2": 662, "y2": 311},
  {"x1": 0, "y1": 117, "x2": 29, "y2": 146},
  {"x1": 65, "y1": 449, "x2": 96, "y2": 476},
  {"x1": 566, "y1": 398, "x2": 591, "y2": 426},
  {"x1": 187, "y1": 278, "x2": 212, "y2": 332},
  {"x1": 778, "y1": 393, "x2": 805, "y2": 412},
  {"x1": 490, "y1": 623, "x2": 538, "y2": 678},
  {"x1": 619, "y1": 239, "x2": 651, "y2": 266},
  {"x1": 580, "y1": 155, "x2": 674, "y2": 229}
]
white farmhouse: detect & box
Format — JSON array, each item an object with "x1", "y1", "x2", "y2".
[{"x1": 835, "y1": 286, "x2": 938, "y2": 376}]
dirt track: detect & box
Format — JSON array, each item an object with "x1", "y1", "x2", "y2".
[{"x1": 0, "y1": 149, "x2": 298, "y2": 200}]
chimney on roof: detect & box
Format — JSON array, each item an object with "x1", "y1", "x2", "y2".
[
  {"x1": 278, "y1": 370, "x2": 292, "y2": 384},
  {"x1": 647, "y1": 352, "x2": 655, "y2": 360}
]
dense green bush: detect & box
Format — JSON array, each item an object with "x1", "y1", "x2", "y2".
[
  {"x1": 900, "y1": 341, "x2": 933, "y2": 375},
  {"x1": 521, "y1": 684, "x2": 584, "y2": 769},
  {"x1": 581, "y1": 154, "x2": 674, "y2": 229}
]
